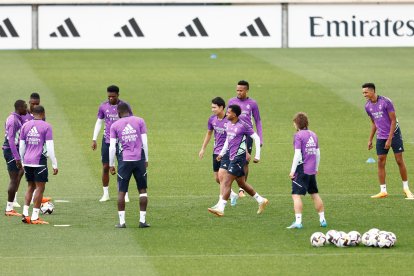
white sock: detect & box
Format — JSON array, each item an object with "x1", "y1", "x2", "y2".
[
  {"x1": 14, "y1": 192, "x2": 18, "y2": 203},
  {"x1": 125, "y1": 192, "x2": 129, "y2": 199},
  {"x1": 6, "y1": 202, "x2": 13, "y2": 212},
  {"x1": 140, "y1": 211, "x2": 146, "y2": 223},
  {"x1": 103, "y1": 186, "x2": 109, "y2": 196},
  {"x1": 253, "y1": 193, "x2": 264, "y2": 204},
  {"x1": 31, "y1": 208, "x2": 40, "y2": 221},
  {"x1": 295, "y1": 213, "x2": 302, "y2": 224},
  {"x1": 403, "y1": 181, "x2": 409, "y2": 190},
  {"x1": 23, "y1": 205, "x2": 30, "y2": 216},
  {"x1": 239, "y1": 188, "x2": 245, "y2": 193},
  {"x1": 380, "y1": 184, "x2": 387, "y2": 193},
  {"x1": 318, "y1": 212, "x2": 325, "y2": 222},
  {"x1": 230, "y1": 190, "x2": 238, "y2": 199},
  {"x1": 218, "y1": 199, "x2": 227, "y2": 212},
  {"x1": 118, "y1": 211, "x2": 125, "y2": 225}
]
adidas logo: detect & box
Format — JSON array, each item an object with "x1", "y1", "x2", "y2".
[
  {"x1": 28, "y1": 126, "x2": 40, "y2": 137},
  {"x1": 0, "y1": 18, "x2": 19, "y2": 38},
  {"x1": 306, "y1": 136, "x2": 316, "y2": 148},
  {"x1": 122, "y1": 123, "x2": 136, "y2": 135},
  {"x1": 50, "y1": 18, "x2": 80, "y2": 38},
  {"x1": 114, "y1": 18, "x2": 144, "y2": 37},
  {"x1": 240, "y1": 17, "x2": 270, "y2": 37},
  {"x1": 178, "y1": 17, "x2": 208, "y2": 37}
]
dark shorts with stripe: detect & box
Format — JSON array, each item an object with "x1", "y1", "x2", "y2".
[
  {"x1": 376, "y1": 129, "x2": 404, "y2": 155},
  {"x1": 291, "y1": 164, "x2": 318, "y2": 195},
  {"x1": 101, "y1": 136, "x2": 119, "y2": 164},
  {"x1": 3, "y1": 148, "x2": 20, "y2": 172},
  {"x1": 212, "y1": 153, "x2": 230, "y2": 172},
  {"x1": 228, "y1": 156, "x2": 246, "y2": 177},
  {"x1": 117, "y1": 159, "x2": 147, "y2": 193},
  {"x1": 24, "y1": 166, "x2": 48, "y2": 183}
]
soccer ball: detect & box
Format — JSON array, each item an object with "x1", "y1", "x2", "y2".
[
  {"x1": 40, "y1": 201, "x2": 54, "y2": 214},
  {"x1": 377, "y1": 233, "x2": 393, "y2": 248},
  {"x1": 361, "y1": 232, "x2": 370, "y2": 246},
  {"x1": 310, "y1": 232, "x2": 327, "y2": 247},
  {"x1": 335, "y1": 231, "x2": 350, "y2": 247},
  {"x1": 367, "y1": 232, "x2": 379, "y2": 247},
  {"x1": 368, "y1": 228, "x2": 380, "y2": 235},
  {"x1": 326, "y1": 230, "x2": 338, "y2": 244},
  {"x1": 348, "y1": 231, "x2": 361, "y2": 246},
  {"x1": 388, "y1": 232, "x2": 397, "y2": 245}
]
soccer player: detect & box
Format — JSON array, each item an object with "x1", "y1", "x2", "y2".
[
  {"x1": 21, "y1": 92, "x2": 40, "y2": 123},
  {"x1": 109, "y1": 103, "x2": 149, "y2": 228},
  {"x1": 228, "y1": 80, "x2": 263, "y2": 197},
  {"x1": 92, "y1": 85, "x2": 132, "y2": 202},
  {"x1": 286, "y1": 112, "x2": 326, "y2": 229},
  {"x1": 3, "y1": 100, "x2": 27, "y2": 216},
  {"x1": 208, "y1": 105, "x2": 268, "y2": 217},
  {"x1": 198, "y1": 97, "x2": 239, "y2": 206},
  {"x1": 20, "y1": 105, "x2": 58, "y2": 224},
  {"x1": 362, "y1": 83, "x2": 414, "y2": 199}
]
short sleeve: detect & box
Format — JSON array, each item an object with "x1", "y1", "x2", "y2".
[{"x1": 97, "y1": 105, "x2": 105, "y2": 119}]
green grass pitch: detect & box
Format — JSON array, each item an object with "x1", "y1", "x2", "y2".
[{"x1": 1, "y1": 48, "x2": 414, "y2": 275}]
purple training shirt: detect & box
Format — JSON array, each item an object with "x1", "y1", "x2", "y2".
[
  {"x1": 365, "y1": 95, "x2": 397, "y2": 140},
  {"x1": 293, "y1": 129, "x2": 319, "y2": 175},
  {"x1": 19, "y1": 119, "x2": 53, "y2": 166},
  {"x1": 228, "y1": 97, "x2": 263, "y2": 144},
  {"x1": 225, "y1": 120, "x2": 254, "y2": 160},
  {"x1": 97, "y1": 100, "x2": 132, "y2": 144},
  {"x1": 110, "y1": 116, "x2": 147, "y2": 161},
  {"x1": 2, "y1": 112, "x2": 23, "y2": 160},
  {"x1": 207, "y1": 115, "x2": 228, "y2": 155}
]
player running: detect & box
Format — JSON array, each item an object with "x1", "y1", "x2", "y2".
[
  {"x1": 92, "y1": 85, "x2": 132, "y2": 202},
  {"x1": 228, "y1": 80, "x2": 263, "y2": 197},
  {"x1": 208, "y1": 105, "x2": 268, "y2": 217},
  {"x1": 287, "y1": 112, "x2": 326, "y2": 229},
  {"x1": 20, "y1": 106, "x2": 58, "y2": 225},
  {"x1": 362, "y1": 83, "x2": 414, "y2": 199},
  {"x1": 109, "y1": 103, "x2": 149, "y2": 228},
  {"x1": 3, "y1": 100, "x2": 27, "y2": 217},
  {"x1": 199, "y1": 97, "x2": 239, "y2": 206}
]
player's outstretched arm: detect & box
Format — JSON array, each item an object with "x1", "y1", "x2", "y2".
[
  {"x1": 92, "y1": 119, "x2": 104, "y2": 150},
  {"x1": 199, "y1": 130, "x2": 213, "y2": 159},
  {"x1": 250, "y1": 133, "x2": 261, "y2": 163},
  {"x1": 46, "y1": 140, "x2": 58, "y2": 175}
]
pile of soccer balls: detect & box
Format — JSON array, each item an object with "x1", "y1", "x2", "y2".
[
  {"x1": 40, "y1": 201, "x2": 55, "y2": 215},
  {"x1": 310, "y1": 228, "x2": 396, "y2": 248}
]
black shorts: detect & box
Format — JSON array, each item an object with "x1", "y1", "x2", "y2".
[
  {"x1": 212, "y1": 154, "x2": 220, "y2": 172},
  {"x1": 3, "y1": 148, "x2": 20, "y2": 172},
  {"x1": 291, "y1": 164, "x2": 318, "y2": 195},
  {"x1": 246, "y1": 136, "x2": 253, "y2": 155},
  {"x1": 376, "y1": 129, "x2": 404, "y2": 155},
  {"x1": 24, "y1": 166, "x2": 48, "y2": 183},
  {"x1": 228, "y1": 156, "x2": 246, "y2": 177},
  {"x1": 117, "y1": 160, "x2": 147, "y2": 193},
  {"x1": 219, "y1": 153, "x2": 230, "y2": 170},
  {"x1": 101, "y1": 136, "x2": 119, "y2": 164}
]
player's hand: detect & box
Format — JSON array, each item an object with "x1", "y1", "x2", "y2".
[
  {"x1": 145, "y1": 162, "x2": 148, "y2": 168},
  {"x1": 91, "y1": 140, "x2": 97, "y2": 151},
  {"x1": 253, "y1": 158, "x2": 259, "y2": 163},
  {"x1": 246, "y1": 152, "x2": 251, "y2": 162},
  {"x1": 289, "y1": 172, "x2": 295, "y2": 179},
  {"x1": 198, "y1": 149, "x2": 205, "y2": 159},
  {"x1": 15, "y1": 160, "x2": 22, "y2": 169},
  {"x1": 384, "y1": 139, "x2": 391, "y2": 150},
  {"x1": 53, "y1": 168, "x2": 58, "y2": 175},
  {"x1": 216, "y1": 155, "x2": 222, "y2": 161},
  {"x1": 368, "y1": 141, "x2": 373, "y2": 150},
  {"x1": 109, "y1": 166, "x2": 116, "y2": 175}
]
